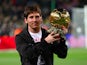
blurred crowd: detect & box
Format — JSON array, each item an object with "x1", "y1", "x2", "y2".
[
  {"x1": 0, "y1": 0, "x2": 87, "y2": 36},
  {"x1": 0, "y1": 0, "x2": 26, "y2": 36}
]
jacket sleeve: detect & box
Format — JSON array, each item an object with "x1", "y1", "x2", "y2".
[
  {"x1": 52, "y1": 38, "x2": 68, "y2": 58},
  {"x1": 15, "y1": 34, "x2": 49, "y2": 60}
]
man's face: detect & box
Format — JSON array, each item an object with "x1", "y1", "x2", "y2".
[{"x1": 25, "y1": 12, "x2": 42, "y2": 29}]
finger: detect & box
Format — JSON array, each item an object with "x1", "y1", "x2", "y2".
[
  {"x1": 53, "y1": 34, "x2": 60, "y2": 38},
  {"x1": 54, "y1": 37, "x2": 60, "y2": 41},
  {"x1": 50, "y1": 31, "x2": 55, "y2": 35},
  {"x1": 63, "y1": 29, "x2": 68, "y2": 34},
  {"x1": 62, "y1": 26, "x2": 66, "y2": 30}
]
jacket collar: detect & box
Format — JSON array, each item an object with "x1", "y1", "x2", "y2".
[{"x1": 22, "y1": 26, "x2": 48, "y2": 43}]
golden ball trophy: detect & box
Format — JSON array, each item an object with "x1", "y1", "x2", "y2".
[{"x1": 47, "y1": 9, "x2": 71, "y2": 39}]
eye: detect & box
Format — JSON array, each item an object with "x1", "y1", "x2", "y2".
[
  {"x1": 35, "y1": 16, "x2": 40, "y2": 18},
  {"x1": 29, "y1": 16, "x2": 33, "y2": 19}
]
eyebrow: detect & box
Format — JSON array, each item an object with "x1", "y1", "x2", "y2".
[{"x1": 29, "y1": 15, "x2": 40, "y2": 18}]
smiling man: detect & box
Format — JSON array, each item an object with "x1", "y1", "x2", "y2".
[{"x1": 15, "y1": 3, "x2": 68, "y2": 65}]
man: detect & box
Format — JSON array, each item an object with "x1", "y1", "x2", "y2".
[{"x1": 15, "y1": 3, "x2": 68, "y2": 65}]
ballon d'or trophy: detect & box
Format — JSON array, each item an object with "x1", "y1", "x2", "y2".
[{"x1": 47, "y1": 9, "x2": 71, "y2": 39}]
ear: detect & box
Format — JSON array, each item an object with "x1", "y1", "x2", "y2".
[{"x1": 24, "y1": 18, "x2": 27, "y2": 24}]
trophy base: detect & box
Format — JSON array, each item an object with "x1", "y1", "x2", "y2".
[{"x1": 47, "y1": 26, "x2": 66, "y2": 39}]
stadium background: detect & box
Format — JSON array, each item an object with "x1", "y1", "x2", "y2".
[{"x1": 0, "y1": 0, "x2": 87, "y2": 65}]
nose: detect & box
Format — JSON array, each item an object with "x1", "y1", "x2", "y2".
[{"x1": 33, "y1": 17, "x2": 37, "y2": 21}]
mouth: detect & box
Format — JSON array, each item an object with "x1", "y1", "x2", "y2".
[{"x1": 33, "y1": 23, "x2": 38, "y2": 26}]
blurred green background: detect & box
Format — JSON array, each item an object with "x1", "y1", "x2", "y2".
[{"x1": 0, "y1": 48, "x2": 87, "y2": 65}]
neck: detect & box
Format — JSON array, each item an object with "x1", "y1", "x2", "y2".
[{"x1": 28, "y1": 26, "x2": 41, "y2": 33}]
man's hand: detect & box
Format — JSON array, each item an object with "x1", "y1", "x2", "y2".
[
  {"x1": 45, "y1": 32, "x2": 60, "y2": 44},
  {"x1": 62, "y1": 26, "x2": 68, "y2": 34}
]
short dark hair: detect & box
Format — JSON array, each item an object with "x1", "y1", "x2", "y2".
[{"x1": 24, "y1": 3, "x2": 41, "y2": 19}]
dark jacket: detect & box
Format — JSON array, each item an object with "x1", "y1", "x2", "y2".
[{"x1": 15, "y1": 27, "x2": 68, "y2": 65}]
